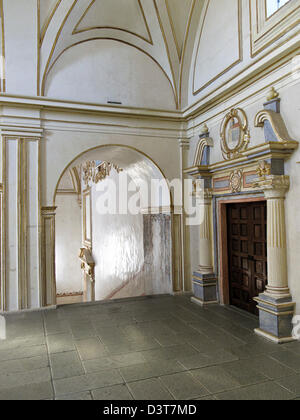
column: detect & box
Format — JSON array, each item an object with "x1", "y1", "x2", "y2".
[
  {"x1": 254, "y1": 175, "x2": 295, "y2": 343},
  {"x1": 178, "y1": 139, "x2": 191, "y2": 292},
  {"x1": 1, "y1": 129, "x2": 42, "y2": 312},
  {"x1": 41, "y1": 207, "x2": 57, "y2": 307},
  {"x1": 191, "y1": 185, "x2": 218, "y2": 306},
  {"x1": 198, "y1": 189, "x2": 214, "y2": 273}
]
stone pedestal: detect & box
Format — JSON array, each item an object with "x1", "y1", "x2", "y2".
[
  {"x1": 254, "y1": 175, "x2": 295, "y2": 343},
  {"x1": 255, "y1": 294, "x2": 295, "y2": 343},
  {"x1": 191, "y1": 272, "x2": 218, "y2": 306}
]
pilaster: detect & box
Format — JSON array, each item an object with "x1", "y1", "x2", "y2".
[
  {"x1": 41, "y1": 207, "x2": 57, "y2": 307},
  {"x1": 178, "y1": 138, "x2": 191, "y2": 292},
  {"x1": 0, "y1": 126, "x2": 42, "y2": 311},
  {"x1": 192, "y1": 186, "x2": 218, "y2": 306}
]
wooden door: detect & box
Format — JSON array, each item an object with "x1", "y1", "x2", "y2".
[{"x1": 227, "y1": 202, "x2": 267, "y2": 315}]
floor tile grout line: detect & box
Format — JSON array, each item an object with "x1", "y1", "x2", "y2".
[{"x1": 42, "y1": 312, "x2": 56, "y2": 400}]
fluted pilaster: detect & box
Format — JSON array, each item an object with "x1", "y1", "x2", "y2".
[{"x1": 196, "y1": 189, "x2": 213, "y2": 274}]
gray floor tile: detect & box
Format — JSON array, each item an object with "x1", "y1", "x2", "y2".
[
  {"x1": 276, "y1": 375, "x2": 300, "y2": 396},
  {"x1": 1, "y1": 295, "x2": 297, "y2": 400},
  {"x1": 0, "y1": 381, "x2": 53, "y2": 400},
  {"x1": 270, "y1": 351, "x2": 300, "y2": 372},
  {"x1": 84, "y1": 352, "x2": 146, "y2": 373},
  {"x1": 0, "y1": 367, "x2": 51, "y2": 390},
  {"x1": 56, "y1": 391, "x2": 93, "y2": 400},
  {"x1": 127, "y1": 378, "x2": 173, "y2": 400},
  {"x1": 179, "y1": 349, "x2": 238, "y2": 370},
  {"x1": 120, "y1": 360, "x2": 186, "y2": 383},
  {"x1": 0, "y1": 355, "x2": 49, "y2": 374},
  {"x1": 220, "y1": 360, "x2": 268, "y2": 386},
  {"x1": 190, "y1": 366, "x2": 242, "y2": 394},
  {"x1": 216, "y1": 381, "x2": 295, "y2": 400},
  {"x1": 45, "y1": 320, "x2": 71, "y2": 336},
  {"x1": 0, "y1": 336, "x2": 46, "y2": 350},
  {"x1": 50, "y1": 351, "x2": 85, "y2": 380},
  {"x1": 0, "y1": 345, "x2": 47, "y2": 362},
  {"x1": 160, "y1": 372, "x2": 210, "y2": 400},
  {"x1": 92, "y1": 384, "x2": 133, "y2": 400},
  {"x1": 230, "y1": 341, "x2": 283, "y2": 359},
  {"x1": 54, "y1": 369, "x2": 124, "y2": 396},
  {"x1": 107, "y1": 339, "x2": 161, "y2": 355},
  {"x1": 47, "y1": 333, "x2": 76, "y2": 354},
  {"x1": 283, "y1": 341, "x2": 300, "y2": 354},
  {"x1": 76, "y1": 338, "x2": 108, "y2": 360},
  {"x1": 246, "y1": 355, "x2": 295, "y2": 379}
]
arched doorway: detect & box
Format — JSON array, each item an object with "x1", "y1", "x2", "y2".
[{"x1": 53, "y1": 145, "x2": 182, "y2": 306}]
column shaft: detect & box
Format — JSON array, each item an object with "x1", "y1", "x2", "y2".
[
  {"x1": 198, "y1": 196, "x2": 213, "y2": 273},
  {"x1": 41, "y1": 207, "x2": 57, "y2": 307},
  {"x1": 266, "y1": 197, "x2": 289, "y2": 296}
]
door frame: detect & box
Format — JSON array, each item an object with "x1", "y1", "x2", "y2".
[{"x1": 218, "y1": 196, "x2": 267, "y2": 306}]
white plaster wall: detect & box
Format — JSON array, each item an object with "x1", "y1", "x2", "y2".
[
  {"x1": 41, "y1": 128, "x2": 180, "y2": 206},
  {"x1": 91, "y1": 169, "x2": 172, "y2": 301},
  {"x1": 3, "y1": 0, "x2": 38, "y2": 95},
  {"x1": 45, "y1": 40, "x2": 176, "y2": 110},
  {"x1": 55, "y1": 194, "x2": 83, "y2": 295}
]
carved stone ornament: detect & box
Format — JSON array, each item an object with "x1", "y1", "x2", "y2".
[
  {"x1": 256, "y1": 160, "x2": 271, "y2": 179},
  {"x1": 79, "y1": 248, "x2": 95, "y2": 282},
  {"x1": 220, "y1": 108, "x2": 250, "y2": 160},
  {"x1": 230, "y1": 169, "x2": 243, "y2": 193},
  {"x1": 82, "y1": 161, "x2": 123, "y2": 185}
]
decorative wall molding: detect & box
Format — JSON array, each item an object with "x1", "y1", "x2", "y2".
[
  {"x1": 220, "y1": 108, "x2": 250, "y2": 160},
  {"x1": 249, "y1": 0, "x2": 300, "y2": 57},
  {"x1": 82, "y1": 187, "x2": 92, "y2": 248},
  {"x1": 192, "y1": 0, "x2": 243, "y2": 95},
  {"x1": 82, "y1": 160, "x2": 123, "y2": 186},
  {"x1": 0, "y1": 0, "x2": 5, "y2": 93},
  {"x1": 255, "y1": 87, "x2": 299, "y2": 144},
  {"x1": 165, "y1": 0, "x2": 195, "y2": 61},
  {"x1": 193, "y1": 124, "x2": 214, "y2": 166},
  {"x1": 72, "y1": 0, "x2": 153, "y2": 44},
  {"x1": 79, "y1": 247, "x2": 95, "y2": 302},
  {"x1": 229, "y1": 169, "x2": 243, "y2": 193},
  {"x1": 40, "y1": 0, "x2": 63, "y2": 44}
]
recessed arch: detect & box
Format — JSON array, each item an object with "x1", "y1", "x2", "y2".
[{"x1": 42, "y1": 38, "x2": 178, "y2": 109}]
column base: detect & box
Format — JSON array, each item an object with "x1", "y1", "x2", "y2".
[
  {"x1": 192, "y1": 271, "x2": 218, "y2": 306},
  {"x1": 254, "y1": 328, "x2": 296, "y2": 344},
  {"x1": 254, "y1": 293, "x2": 296, "y2": 344}
]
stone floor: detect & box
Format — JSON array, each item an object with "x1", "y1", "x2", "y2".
[{"x1": 0, "y1": 294, "x2": 300, "y2": 400}]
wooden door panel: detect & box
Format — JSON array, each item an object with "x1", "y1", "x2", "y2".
[{"x1": 227, "y1": 201, "x2": 267, "y2": 315}]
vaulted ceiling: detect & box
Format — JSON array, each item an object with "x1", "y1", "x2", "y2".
[{"x1": 39, "y1": 0, "x2": 205, "y2": 108}]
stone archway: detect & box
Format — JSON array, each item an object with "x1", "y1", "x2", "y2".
[{"x1": 42, "y1": 144, "x2": 182, "y2": 308}]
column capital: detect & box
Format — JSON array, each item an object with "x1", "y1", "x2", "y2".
[
  {"x1": 192, "y1": 181, "x2": 213, "y2": 202},
  {"x1": 178, "y1": 138, "x2": 190, "y2": 150},
  {"x1": 253, "y1": 175, "x2": 290, "y2": 199},
  {"x1": 0, "y1": 126, "x2": 43, "y2": 140},
  {"x1": 41, "y1": 206, "x2": 57, "y2": 216}
]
